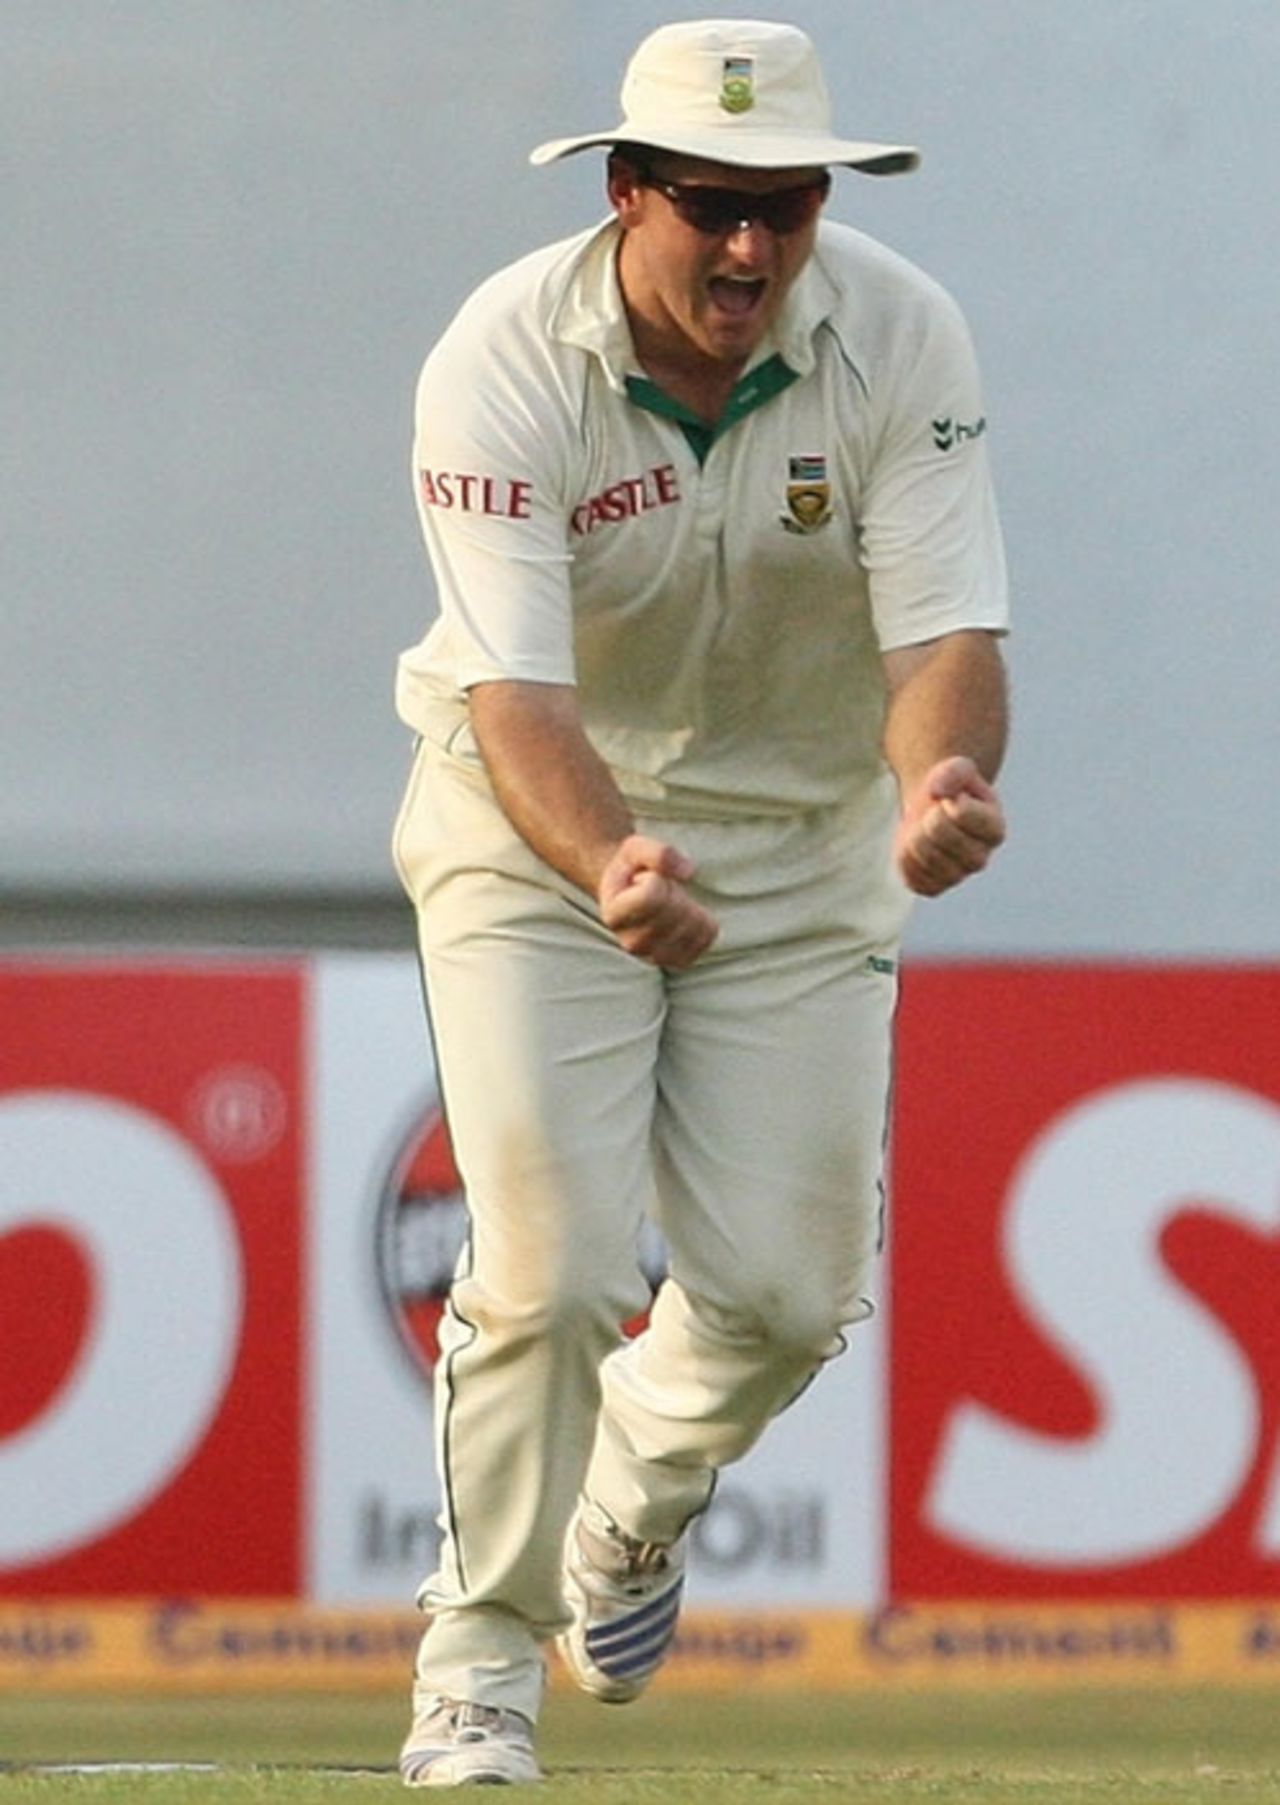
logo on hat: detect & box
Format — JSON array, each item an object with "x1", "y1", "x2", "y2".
[
  {"x1": 780, "y1": 453, "x2": 833, "y2": 533},
  {"x1": 719, "y1": 55, "x2": 755, "y2": 114}
]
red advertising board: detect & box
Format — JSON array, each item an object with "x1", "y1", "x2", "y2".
[
  {"x1": 5, "y1": 955, "x2": 1280, "y2": 1613},
  {"x1": 0, "y1": 964, "x2": 303, "y2": 1595},
  {"x1": 890, "y1": 963, "x2": 1280, "y2": 1599}
]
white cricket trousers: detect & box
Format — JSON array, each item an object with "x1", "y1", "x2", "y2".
[{"x1": 393, "y1": 734, "x2": 903, "y2": 1722}]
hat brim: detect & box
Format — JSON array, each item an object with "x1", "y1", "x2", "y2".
[{"x1": 529, "y1": 127, "x2": 919, "y2": 174}]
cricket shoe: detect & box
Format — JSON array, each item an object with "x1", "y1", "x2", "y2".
[
  {"x1": 559, "y1": 1499, "x2": 686, "y2": 1703},
  {"x1": 399, "y1": 1696, "x2": 541, "y2": 1787}
]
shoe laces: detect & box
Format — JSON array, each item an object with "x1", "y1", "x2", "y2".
[
  {"x1": 423, "y1": 1698, "x2": 519, "y2": 1744},
  {"x1": 617, "y1": 1535, "x2": 670, "y2": 1579},
  {"x1": 581, "y1": 1503, "x2": 673, "y2": 1583},
  {"x1": 453, "y1": 1703, "x2": 504, "y2": 1743}
]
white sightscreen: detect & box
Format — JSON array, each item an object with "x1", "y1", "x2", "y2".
[{"x1": 4, "y1": 1, "x2": 1278, "y2": 954}]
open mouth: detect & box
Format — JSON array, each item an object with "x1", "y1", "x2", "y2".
[{"x1": 707, "y1": 275, "x2": 767, "y2": 318}]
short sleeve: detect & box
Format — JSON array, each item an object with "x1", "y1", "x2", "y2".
[
  {"x1": 410, "y1": 326, "x2": 577, "y2": 690},
  {"x1": 859, "y1": 288, "x2": 1009, "y2": 652}
]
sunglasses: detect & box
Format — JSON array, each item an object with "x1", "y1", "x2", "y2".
[{"x1": 637, "y1": 171, "x2": 831, "y2": 237}]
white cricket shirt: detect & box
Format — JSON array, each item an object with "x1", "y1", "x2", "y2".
[{"x1": 398, "y1": 215, "x2": 1008, "y2": 820}]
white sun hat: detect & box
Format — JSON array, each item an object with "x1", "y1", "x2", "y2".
[{"x1": 530, "y1": 19, "x2": 919, "y2": 175}]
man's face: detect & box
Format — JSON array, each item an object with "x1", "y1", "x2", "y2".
[{"x1": 609, "y1": 152, "x2": 828, "y2": 371}]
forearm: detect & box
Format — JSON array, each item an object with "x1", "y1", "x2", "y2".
[
  {"x1": 468, "y1": 679, "x2": 634, "y2": 895},
  {"x1": 881, "y1": 630, "x2": 1009, "y2": 897},
  {"x1": 467, "y1": 677, "x2": 719, "y2": 967},
  {"x1": 882, "y1": 629, "x2": 1008, "y2": 797}
]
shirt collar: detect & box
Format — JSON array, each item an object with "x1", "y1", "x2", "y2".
[{"x1": 547, "y1": 219, "x2": 635, "y2": 391}]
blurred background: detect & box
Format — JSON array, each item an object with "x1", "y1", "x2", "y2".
[
  {"x1": 4, "y1": 0, "x2": 1277, "y2": 952},
  {"x1": 2, "y1": 0, "x2": 1279, "y2": 1702}
]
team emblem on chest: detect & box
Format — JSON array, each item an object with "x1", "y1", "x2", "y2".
[{"x1": 780, "y1": 453, "x2": 833, "y2": 534}]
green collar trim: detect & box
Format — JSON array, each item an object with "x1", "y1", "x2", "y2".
[{"x1": 624, "y1": 352, "x2": 798, "y2": 465}]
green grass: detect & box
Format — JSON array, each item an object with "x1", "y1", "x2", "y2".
[{"x1": 1, "y1": 1688, "x2": 1280, "y2": 1802}]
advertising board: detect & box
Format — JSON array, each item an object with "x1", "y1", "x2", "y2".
[{"x1": 3, "y1": 956, "x2": 1277, "y2": 1664}]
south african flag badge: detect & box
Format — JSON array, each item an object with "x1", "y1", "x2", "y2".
[{"x1": 781, "y1": 453, "x2": 833, "y2": 533}]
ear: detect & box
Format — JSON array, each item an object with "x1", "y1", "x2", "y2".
[{"x1": 607, "y1": 157, "x2": 645, "y2": 227}]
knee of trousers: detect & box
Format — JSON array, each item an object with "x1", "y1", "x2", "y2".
[
  {"x1": 452, "y1": 1264, "x2": 652, "y2": 1358},
  {"x1": 693, "y1": 1262, "x2": 874, "y2": 1366}
]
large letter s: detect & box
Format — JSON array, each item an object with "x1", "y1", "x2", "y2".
[{"x1": 927, "y1": 1078, "x2": 1280, "y2": 1566}]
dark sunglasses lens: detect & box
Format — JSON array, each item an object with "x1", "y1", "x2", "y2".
[
  {"x1": 668, "y1": 188, "x2": 743, "y2": 233},
  {"x1": 758, "y1": 187, "x2": 824, "y2": 232},
  {"x1": 675, "y1": 183, "x2": 825, "y2": 235}
]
